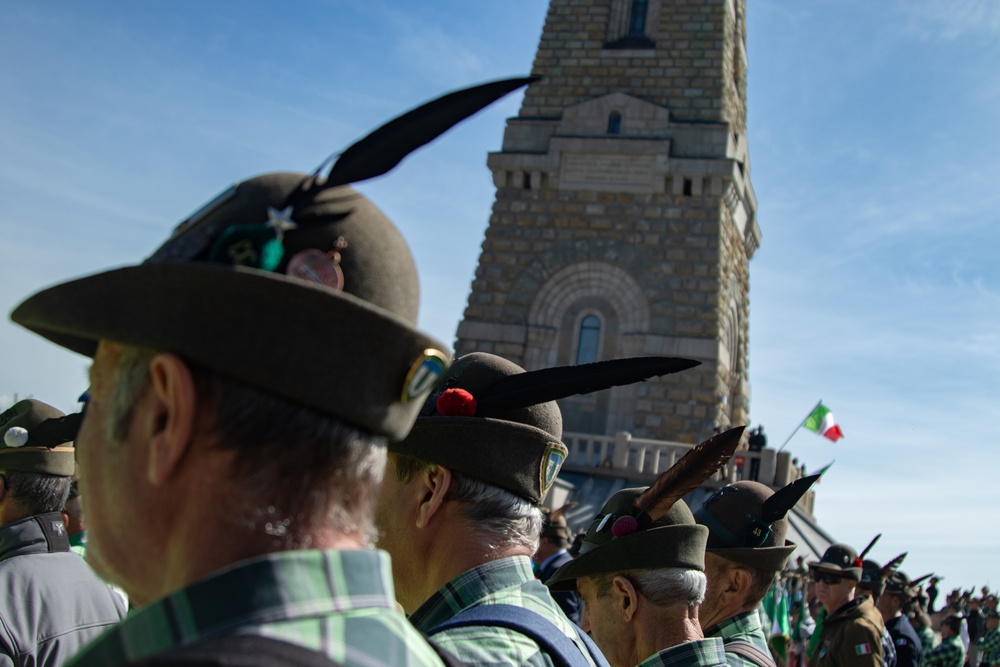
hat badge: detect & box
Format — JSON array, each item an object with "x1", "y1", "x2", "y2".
[
  {"x1": 402, "y1": 350, "x2": 449, "y2": 404},
  {"x1": 4, "y1": 427, "x2": 29, "y2": 448}
]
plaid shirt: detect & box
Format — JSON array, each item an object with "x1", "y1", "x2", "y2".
[
  {"x1": 67, "y1": 549, "x2": 443, "y2": 667},
  {"x1": 637, "y1": 638, "x2": 729, "y2": 667},
  {"x1": 979, "y1": 628, "x2": 1000, "y2": 666},
  {"x1": 409, "y1": 555, "x2": 598, "y2": 667},
  {"x1": 922, "y1": 635, "x2": 965, "y2": 667},
  {"x1": 704, "y1": 609, "x2": 771, "y2": 666}
]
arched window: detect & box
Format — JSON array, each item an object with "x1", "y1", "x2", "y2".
[
  {"x1": 628, "y1": 0, "x2": 649, "y2": 37},
  {"x1": 607, "y1": 112, "x2": 622, "y2": 134},
  {"x1": 576, "y1": 315, "x2": 602, "y2": 365}
]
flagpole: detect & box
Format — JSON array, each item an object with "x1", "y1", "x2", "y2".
[{"x1": 776, "y1": 399, "x2": 822, "y2": 454}]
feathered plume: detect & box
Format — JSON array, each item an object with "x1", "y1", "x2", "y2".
[
  {"x1": 760, "y1": 473, "x2": 821, "y2": 524},
  {"x1": 880, "y1": 552, "x2": 907, "y2": 577},
  {"x1": 28, "y1": 413, "x2": 82, "y2": 447},
  {"x1": 549, "y1": 502, "x2": 578, "y2": 522},
  {"x1": 632, "y1": 426, "x2": 746, "y2": 521},
  {"x1": 859, "y1": 533, "x2": 881, "y2": 560},
  {"x1": 474, "y1": 357, "x2": 700, "y2": 417},
  {"x1": 319, "y1": 76, "x2": 539, "y2": 187},
  {"x1": 910, "y1": 573, "x2": 934, "y2": 586}
]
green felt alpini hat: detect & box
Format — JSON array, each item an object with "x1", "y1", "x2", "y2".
[
  {"x1": 545, "y1": 427, "x2": 745, "y2": 591},
  {"x1": 0, "y1": 399, "x2": 79, "y2": 476},
  {"x1": 693, "y1": 474, "x2": 820, "y2": 572},
  {"x1": 11, "y1": 78, "x2": 535, "y2": 440},
  {"x1": 390, "y1": 353, "x2": 701, "y2": 504}
]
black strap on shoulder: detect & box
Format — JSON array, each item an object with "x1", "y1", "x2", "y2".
[
  {"x1": 128, "y1": 634, "x2": 344, "y2": 667},
  {"x1": 430, "y1": 603, "x2": 609, "y2": 667},
  {"x1": 724, "y1": 638, "x2": 777, "y2": 667}
]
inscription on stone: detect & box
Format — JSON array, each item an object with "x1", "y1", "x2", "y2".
[{"x1": 560, "y1": 153, "x2": 655, "y2": 191}]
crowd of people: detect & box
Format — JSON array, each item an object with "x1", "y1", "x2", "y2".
[
  {"x1": 1, "y1": 78, "x2": 993, "y2": 667},
  {"x1": 749, "y1": 554, "x2": 999, "y2": 667}
]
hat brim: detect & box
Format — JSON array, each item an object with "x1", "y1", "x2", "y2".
[
  {"x1": 707, "y1": 542, "x2": 797, "y2": 572},
  {"x1": 545, "y1": 523, "x2": 708, "y2": 591},
  {"x1": 0, "y1": 447, "x2": 75, "y2": 476},
  {"x1": 11, "y1": 263, "x2": 447, "y2": 440},
  {"x1": 389, "y1": 416, "x2": 564, "y2": 504},
  {"x1": 808, "y1": 562, "x2": 862, "y2": 582}
]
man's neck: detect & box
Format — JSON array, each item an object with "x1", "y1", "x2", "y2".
[
  {"x1": 634, "y1": 602, "x2": 705, "y2": 664},
  {"x1": 397, "y1": 517, "x2": 533, "y2": 615}
]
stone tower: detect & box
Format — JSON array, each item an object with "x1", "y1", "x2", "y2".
[{"x1": 455, "y1": 0, "x2": 759, "y2": 443}]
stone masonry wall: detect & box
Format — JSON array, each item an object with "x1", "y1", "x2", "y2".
[{"x1": 521, "y1": 0, "x2": 734, "y2": 124}]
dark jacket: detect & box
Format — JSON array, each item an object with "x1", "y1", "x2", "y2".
[
  {"x1": 812, "y1": 596, "x2": 885, "y2": 667},
  {"x1": 886, "y1": 614, "x2": 922, "y2": 667},
  {"x1": 538, "y1": 551, "x2": 582, "y2": 625},
  {"x1": 0, "y1": 513, "x2": 128, "y2": 666}
]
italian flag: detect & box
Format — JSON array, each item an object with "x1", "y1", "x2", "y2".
[{"x1": 804, "y1": 403, "x2": 844, "y2": 441}]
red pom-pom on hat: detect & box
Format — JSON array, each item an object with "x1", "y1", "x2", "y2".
[
  {"x1": 853, "y1": 558, "x2": 863, "y2": 568},
  {"x1": 436, "y1": 388, "x2": 477, "y2": 417},
  {"x1": 612, "y1": 515, "x2": 639, "y2": 538}
]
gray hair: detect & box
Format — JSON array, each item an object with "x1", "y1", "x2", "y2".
[
  {"x1": 107, "y1": 344, "x2": 387, "y2": 547},
  {"x1": 596, "y1": 567, "x2": 707, "y2": 607},
  {"x1": 392, "y1": 455, "x2": 544, "y2": 556},
  {"x1": 2, "y1": 471, "x2": 71, "y2": 516}
]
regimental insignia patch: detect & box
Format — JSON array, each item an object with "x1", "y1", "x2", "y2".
[
  {"x1": 855, "y1": 643, "x2": 873, "y2": 655},
  {"x1": 402, "y1": 350, "x2": 449, "y2": 403},
  {"x1": 540, "y1": 444, "x2": 568, "y2": 495}
]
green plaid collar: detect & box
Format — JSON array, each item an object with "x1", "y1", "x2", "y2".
[
  {"x1": 68, "y1": 549, "x2": 401, "y2": 666},
  {"x1": 923, "y1": 635, "x2": 965, "y2": 667},
  {"x1": 703, "y1": 609, "x2": 765, "y2": 643},
  {"x1": 637, "y1": 637, "x2": 728, "y2": 666},
  {"x1": 409, "y1": 555, "x2": 536, "y2": 631}
]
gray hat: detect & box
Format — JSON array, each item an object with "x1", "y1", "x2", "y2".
[
  {"x1": 694, "y1": 474, "x2": 819, "y2": 572},
  {"x1": 390, "y1": 352, "x2": 700, "y2": 503},
  {"x1": 0, "y1": 400, "x2": 78, "y2": 476},
  {"x1": 545, "y1": 427, "x2": 744, "y2": 591},
  {"x1": 11, "y1": 78, "x2": 535, "y2": 440},
  {"x1": 809, "y1": 543, "x2": 862, "y2": 581}
]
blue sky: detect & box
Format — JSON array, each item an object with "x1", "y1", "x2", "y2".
[{"x1": 1, "y1": 1, "x2": 998, "y2": 592}]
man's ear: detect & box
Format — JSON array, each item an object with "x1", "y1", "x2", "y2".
[
  {"x1": 144, "y1": 352, "x2": 198, "y2": 485},
  {"x1": 613, "y1": 575, "x2": 641, "y2": 622},
  {"x1": 415, "y1": 465, "x2": 452, "y2": 529}
]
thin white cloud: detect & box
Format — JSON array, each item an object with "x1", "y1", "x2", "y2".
[{"x1": 898, "y1": 0, "x2": 1000, "y2": 39}]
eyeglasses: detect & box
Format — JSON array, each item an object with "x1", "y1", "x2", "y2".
[{"x1": 811, "y1": 571, "x2": 845, "y2": 585}]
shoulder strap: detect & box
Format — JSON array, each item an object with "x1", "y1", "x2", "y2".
[
  {"x1": 724, "y1": 638, "x2": 776, "y2": 667},
  {"x1": 129, "y1": 634, "x2": 344, "y2": 667},
  {"x1": 431, "y1": 603, "x2": 609, "y2": 667}
]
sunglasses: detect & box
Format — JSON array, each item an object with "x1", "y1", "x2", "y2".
[{"x1": 811, "y1": 571, "x2": 846, "y2": 585}]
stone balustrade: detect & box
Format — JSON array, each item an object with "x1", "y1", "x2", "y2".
[{"x1": 560, "y1": 430, "x2": 816, "y2": 516}]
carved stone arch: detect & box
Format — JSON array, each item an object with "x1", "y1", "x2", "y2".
[{"x1": 523, "y1": 261, "x2": 650, "y2": 436}]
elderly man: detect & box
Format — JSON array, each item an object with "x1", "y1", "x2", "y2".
[
  {"x1": 11, "y1": 78, "x2": 533, "y2": 667},
  {"x1": 876, "y1": 572, "x2": 922, "y2": 667},
  {"x1": 377, "y1": 351, "x2": 697, "y2": 666},
  {"x1": 692, "y1": 475, "x2": 819, "y2": 666},
  {"x1": 544, "y1": 427, "x2": 744, "y2": 667},
  {"x1": 0, "y1": 399, "x2": 127, "y2": 666},
  {"x1": 808, "y1": 544, "x2": 885, "y2": 667}
]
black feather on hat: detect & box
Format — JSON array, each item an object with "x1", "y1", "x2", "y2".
[
  {"x1": 693, "y1": 473, "x2": 820, "y2": 572},
  {"x1": 11, "y1": 77, "x2": 535, "y2": 440},
  {"x1": 0, "y1": 400, "x2": 77, "y2": 476},
  {"x1": 390, "y1": 352, "x2": 701, "y2": 504}
]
